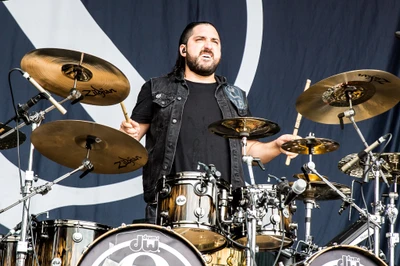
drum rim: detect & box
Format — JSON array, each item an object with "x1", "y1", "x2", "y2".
[
  {"x1": 38, "y1": 219, "x2": 112, "y2": 230},
  {"x1": 306, "y1": 244, "x2": 387, "y2": 265},
  {"x1": 76, "y1": 223, "x2": 206, "y2": 266},
  {"x1": 166, "y1": 171, "x2": 230, "y2": 188}
]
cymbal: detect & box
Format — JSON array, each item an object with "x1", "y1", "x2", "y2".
[
  {"x1": 0, "y1": 124, "x2": 26, "y2": 150},
  {"x1": 21, "y1": 48, "x2": 130, "y2": 106},
  {"x1": 208, "y1": 117, "x2": 280, "y2": 140},
  {"x1": 296, "y1": 70, "x2": 400, "y2": 124},
  {"x1": 281, "y1": 137, "x2": 339, "y2": 155},
  {"x1": 31, "y1": 120, "x2": 148, "y2": 174},
  {"x1": 338, "y1": 152, "x2": 400, "y2": 183},
  {"x1": 290, "y1": 181, "x2": 351, "y2": 201},
  {"x1": 293, "y1": 173, "x2": 325, "y2": 182}
]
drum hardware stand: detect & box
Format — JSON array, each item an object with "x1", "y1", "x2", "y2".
[
  {"x1": 384, "y1": 176, "x2": 398, "y2": 266},
  {"x1": 303, "y1": 161, "x2": 381, "y2": 226},
  {"x1": 337, "y1": 89, "x2": 391, "y2": 257},
  {"x1": 0, "y1": 134, "x2": 94, "y2": 266},
  {"x1": 0, "y1": 90, "x2": 82, "y2": 140},
  {"x1": 239, "y1": 133, "x2": 265, "y2": 266}
]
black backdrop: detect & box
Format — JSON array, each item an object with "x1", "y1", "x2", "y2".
[{"x1": 0, "y1": 0, "x2": 399, "y2": 264}]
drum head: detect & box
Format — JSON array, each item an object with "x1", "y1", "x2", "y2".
[
  {"x1": 306, "y1": 245, "x2": 387, "y2": 266},
  {"x1": 77, "y1": 224, "x2": 205, "y2": 266}
]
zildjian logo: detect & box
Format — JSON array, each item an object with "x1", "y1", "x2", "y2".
[
  {"x1": 82, "y1": 86, "x2": 117, "y2": 97},
  {"x1": 114, "y1": 156, "x2": 142, "y2": 169}
]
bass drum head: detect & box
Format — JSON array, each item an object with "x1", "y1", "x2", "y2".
[
  {"x1": 77, "y1": 224, "x2": 205, "y2": 266},
  {"x1": 304, "y1": 245, "x2": 387, "y2": 266}
]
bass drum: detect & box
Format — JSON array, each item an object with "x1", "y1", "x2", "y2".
[
  {"x1": 297, "y1": 245, "x2": 387, "y2": 266},
  {"x1": 77, "y1": 224, "x2": 205, "y2": 266}
]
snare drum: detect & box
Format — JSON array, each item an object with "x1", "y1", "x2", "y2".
[
  {"x1": 297, "y1": 245, "x2": 387, "y2": 266},
  {"x1": 32, "y1": 219, "x2": 111, "y2": 266},
  {"x1": 232, "y1": 184, "x2": 294, "y2": 251},
  {"x1": 156, "y1": 171, "x2": 230, "y2": 252},
  {"x1": 76, "y1": 224, "x2": 205, "y2": 266}
]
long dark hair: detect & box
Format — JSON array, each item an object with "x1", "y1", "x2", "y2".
[{"x1": 168, "y1": 21, "x2": 217, "y2": 77}]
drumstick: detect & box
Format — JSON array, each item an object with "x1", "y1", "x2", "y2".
[
  {"x1": 285, "y1": 79, "x2": 311, "y2": 166},
  {"x1": 120, "y1": 102, "x2": 130, "y2": 123}
]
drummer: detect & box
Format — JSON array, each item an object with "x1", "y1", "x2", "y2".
[{"x1": 120, "y1": 21, "x2": 297, "y2": 223}]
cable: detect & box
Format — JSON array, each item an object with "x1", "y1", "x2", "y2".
[
  {"x1": 8, "y1": 68, "x2": 25, "y2": 191},
  {"x1": 272, "y1": 190, "x2": 290, "y2": 266}
]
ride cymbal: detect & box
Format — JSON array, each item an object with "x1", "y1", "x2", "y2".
[
  {"x1": 281, "y1": 137, "x2": 339, "y2": 155},
  {"x1": 31, "y1": 120, "x2": 148, "y2": 174},
  {"x1": 208, "y1": 117, "x2": 280, "y2": 140},
  {"x1": 21, "y1": 48, "x2": 130, "y2": 105},
  {"x1": 0, "y1": 124, "x2": 26, "y2": 150},
  {"x1": 296, "y1": 70, "x2": 400, "y2": 124},
  {"x1": 338, "y1": 152, "x2": 400, "y2": 183},
  {"x1": 291, "y1": 181, "x2": 351, "y2": 201}
]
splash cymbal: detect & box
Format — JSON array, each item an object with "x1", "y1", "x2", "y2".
[
  {"x1": 281, "y1": 137, "x2": 339, "y2": 155},
  {"x1": 291, "y1": 181, "x2": 351, "y2": 201},
  {"x1": 296, "y1": 70, "x2": 400, "y2": 124},
  {"x1": 208, "y1": 117, "x2": 280, "y2": 140},
  {"x1": 31, "y1": 120, "x2": 148, "y2": 174},
  {"x1": 21, "y1": 48, "x2": 130, "y2": 105},
  {"x1": 0, "y1": 124, "x2": 26, "y2": 150},
  {"x1": 293, "y1": 173, "x2": 326, "y2": 182},
  {"x1": 338, "y1": 152, "x2": 400, "y2": 183}
]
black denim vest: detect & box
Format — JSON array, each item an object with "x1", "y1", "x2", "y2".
[{"x1": 142, "y1": 74, "x2": 249, "y2": 203}]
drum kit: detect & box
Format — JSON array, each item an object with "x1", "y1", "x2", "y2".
[{"x1": 0, "y1": 47, "x2": 399, "y2": 266}]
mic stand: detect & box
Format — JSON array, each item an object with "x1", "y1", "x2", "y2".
[
  {"x1": 385, "y1": 176, "x2": 399, "y2": 266},
  {"x1": 0, "y1": 90, "x2": 81, "y2": 140}
]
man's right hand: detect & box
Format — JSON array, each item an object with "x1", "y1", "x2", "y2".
[{"x1": 120, "y1": 119, "x2": 141, "y2": 140}]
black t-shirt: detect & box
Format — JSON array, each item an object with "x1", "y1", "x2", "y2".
[
  {"x1": 172, "y1": 81, "x2": 231, "y2": 181},
  {"x1": 131, "y1": 80, "x2": 231, "y2": 183}
]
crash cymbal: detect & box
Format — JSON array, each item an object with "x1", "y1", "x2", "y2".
[
  {"x1": 0, "y1": 124, "x2": 26, "y2": 150},
  {"x1": 21, "y1": 48, "x2": 130, "y2": 105},
  {"x1": 31, "y1": 120, "x2": 147, "y2": 174},
  {"x1": 296, "y1": 70, "x2": 400, "y2": 124},
  {"x1": 338, "y1": 152, "x2": 400, "y2": 183},
  {"x1": 281, "y1": 137, "x2": 339, "y2": 155},
  {"x1": 208, "y1": 117, "x2": 280, "y2": 140},
  {"x1": 290, "y1": 181, "x2": 351, "y2": 201}
]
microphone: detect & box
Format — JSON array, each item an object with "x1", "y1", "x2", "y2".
[
  {"x1": 17, "y1": 92, "x2": 47, "y2": 115},
  {"x1": 22, "y1": 71, "x2": 67, "y2": 115},
  {"x1": 395, "y1": 31, "x2": 400, "y2": 39},
  {"x1": 340, "y1": 134, "x2": 388, "y2": 173},
  {"x1": 284, "y1": 179, "x2": 307, "y2": 206}
]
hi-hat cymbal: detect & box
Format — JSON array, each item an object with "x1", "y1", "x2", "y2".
[
  {"x1": 338, "y1": 152, "x2": 400, "y2": 183},
  {"x1": 208, "y1": 117, "x2": 280, "y2": 140},
  {"x1": 21, "y1": 48, "x2": 130, "y2": 105},
  {"x1": 0, "y1": 124, "x2": 26, "y2": 150},
  {"x1": 290, "y1": 181, "x2": 351, "y2": 201},
  {"x1": 296, "y1": 70, "x2": 400, "y2": 124},
  {"x1": 31, "y1": 120, "x2": 148, "y2": 174},
  {"x1": 281, "y1": 137, "x2": 339, "y2": 155}
]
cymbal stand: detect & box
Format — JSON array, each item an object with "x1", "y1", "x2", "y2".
[
  {"x1": 303, "y1": 160, "x2": 381, "y2": 226},
  {"x1": 338, "y1": 89, "x2": 387, "y2": 257},
  {"x1": 385, "y1": 176, "x2": 399, "y2": 266},
  {"x1": 0, "y1": 137, "x2": 93, "y2": 266},
  {"x1": 240, "y1": 132, "x2": 263, "y2": 266}
]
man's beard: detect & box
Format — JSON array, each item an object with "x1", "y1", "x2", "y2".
[{"x1": 186, "y1": 51, "x2": 220, "y2": 76}]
